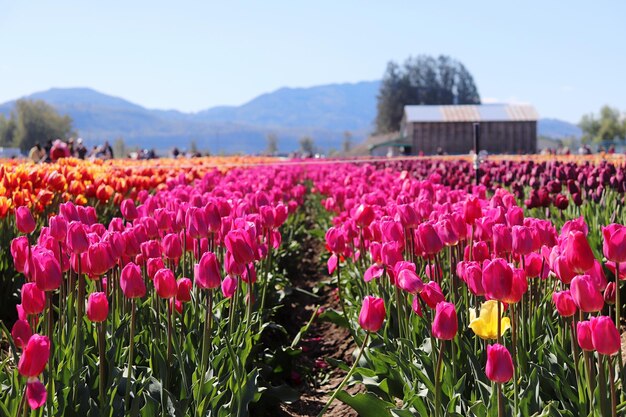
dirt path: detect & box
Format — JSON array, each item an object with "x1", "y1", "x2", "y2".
[{"x1": 273, "y1": 225, "x2": 359, "y2": 417}]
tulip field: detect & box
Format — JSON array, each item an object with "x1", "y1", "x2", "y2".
[{"x1": 2, "y1": 155, "x2": 626, "y2": 416}]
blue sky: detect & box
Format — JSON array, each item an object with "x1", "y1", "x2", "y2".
[{"x1": 0, "y1": 1, "x2": 624, "y2": 123}]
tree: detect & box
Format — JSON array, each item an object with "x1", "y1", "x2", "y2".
[
  {"x1": 579, "y1": 105, "x2": 625, "y2": 144},
  {"x1": 299, "y1": 136, "x2": 315, "y2": 155},
  {"x1": 6, "y1": 99, "x2": 74, "y2": 153},
  {"x1": 266, "y1": 133, "x2": 278, "y2": 155},
  {"x1": 189, "y1": 139, "x2": 199, "y2": 155},
  {"x1": 0, "y1": 114, "x2": 16, "y2": 146},
  {"x1": 113, "y1": 137, "x2": 127, "y2": 159},
  {"x1": 342, "y1": 131, "x2": 353, "y2": 154},
  {"x1": 375, "y1": 55, "x2": 481, "y2": 133}
]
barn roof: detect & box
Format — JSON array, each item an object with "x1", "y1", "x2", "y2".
[{"x1": 404, "y1": 104, "x2": 538, "y2": 123}]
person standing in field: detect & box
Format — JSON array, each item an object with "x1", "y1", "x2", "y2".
[{"x1": 28, "y1": 143, "x2": 46, "y2": 163}]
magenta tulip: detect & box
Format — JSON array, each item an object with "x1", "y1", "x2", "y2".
[
  {"x1": 358, "y1": 296, "x2": 386, "y2": 332},
  {"x1": 86, "y1": 292, "x2": 109, "y2": 322},
  {"x1": 485, "y1": 344, "x2": 514, "y2": 383},
  {"x1": 432, "y1": 301, "x2": 457, "y2": 340}
]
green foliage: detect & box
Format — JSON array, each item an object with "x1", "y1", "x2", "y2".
[
  {"x1": 4, "y1": 99, "x2": 75, "y2": 152},
  {"x1": 299, "y1": 136, "x2": 315, "y2": 155},
  {"x1": 342, "y1": 131, "x2": 353, "y2": 154},
  {"x1": 579, "y1": 105, "x2": 626, "y2": 144},
  {"x1": 266, "y1": 133, "x2": 278, "y2": 156},
  {"x1": 375, "y1": 55, "x2": 481, "y2": 133}
]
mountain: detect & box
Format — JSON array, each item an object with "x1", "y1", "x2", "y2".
[
  {"x1": 0, "y1": 83, "x2": 580, "y2": 154},
  {"x1": 538, "y1": 118, "x2": 581, "y2": 139}
]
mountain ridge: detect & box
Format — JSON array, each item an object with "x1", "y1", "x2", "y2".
[{"x1": 0, "y1": 83, "x2": 580, "y2": 154}]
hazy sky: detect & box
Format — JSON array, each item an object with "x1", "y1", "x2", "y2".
[{"x1": 0, "y1": 1, "x2": 624, "y2": 122}]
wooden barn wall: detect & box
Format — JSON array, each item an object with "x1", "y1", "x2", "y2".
[{"x1": 410, "y1": 121, "x2": 537, "y2": 155}]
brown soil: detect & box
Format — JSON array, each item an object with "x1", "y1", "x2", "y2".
[{"x1": 273, "y1": 228, "x2": 360, "y2": 417}]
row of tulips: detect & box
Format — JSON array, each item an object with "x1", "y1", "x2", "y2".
[
  {"x1": 2, "y1": 164, "x2": 309, "y2": 416},
  {"x1": 308, "y1": 162, "x2": 626, "y2": 416}
]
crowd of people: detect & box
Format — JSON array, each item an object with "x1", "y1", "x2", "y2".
[{"x1": 28, "y1": 138, "x2": 114, "y2": 163}]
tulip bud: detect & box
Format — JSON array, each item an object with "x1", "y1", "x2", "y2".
[
  {"x1": 120, "y1": 199, "x2": 139, "y2": 220},
  {"x1": 570, "y1": 275, "x2": 604, "y2": 313},
  {"x1": 11, "y1": 236, "x2": 30, "y2": 274},
  {"x1": 86, "y1": 292, "x2": 109, "y2": 322},
  {"x1": 421, "y1": 281, "x2": 445, "y2": 308},
  {"x1": 31, "y1": 247, "x2": 62, "y2": 291},
  {"x1": 564, "y1": 231, "x2": 595, "y2": 273},
  {"x1": 48, "y1": 215, "x2": 68, "y2": 242},
  {"x1": 411, "y1": 295, "x2": 423, "y2": 317},
  {"x1": 154, "y1": 268, "x2": 178, "y2": 299},
  {"x1": 502, "y1": 268, "x2": 527, "y2": 304},
  {"x1": 396, "y1": 266, "x2": 424, "y2": 294},
  {"x1": 176, "y1": 278, "x2": 193, "y2": 302},
  {"x1": 552, "y1": 290, "x2": 577, "y2": 317},
  {"x1": 492, "y1": 224, "x2": 512, "y2": 256},
  {"x1": 21, "y1": 283, "x2": 45, "y2": 315},
  {"x1": 432, "y1": 301, "x2": 458, "y2": 340},
  {"x1": 482, "y1": 258, "x2": 513, "y2": 301},
  {"x1": 576, "y1": 320, "x2": 594, "y2": 351},
  {"x1": 162, "y1": 233, "x2": 183, "y2": 260},
  {"x1": 18, "y1": 334, "x2": 50, "y2": 377},
  {"x1": 11, "y1": 319, "x2": 32, "y2": 349},
  {"x1": 221, "y1": 275, "x2": 238, "y2": 298},
  {"x1": 591, "y1": 316, "x2": 621, "y2": 356},
  {"x1": 464, "y1": 196, "x2": 482, "y2": 224},
  {"x1": 224, "y1": 230, "x2": 255, "y2": 265},
  {"x1": 358, "y1": 296, "x2": 385, "y2": 332},
  {"x1": 604, "y1": 282, "x2": 616, "y2": 305},
  {"x1": 195, "y1": 252, "x2": 222, "y2": 289},
  {"x1": 120, "y1": 262, "x2": 146, "y2": 299},
  {"x1": 512, "y1": 225, "x2": 534, "y2": 256},
  {"x1": 353, "y1": 204, "x2": 376, "y2": 227},
  {"x1": 15, "y1": 206, "x2": 36, "y2": 234},
  {"x1": 87, "y1": 241, "x2": 115, "y2": 277},
  {"x1": 67, "y1": 222, "x2": 89, "y2": 254},
  {"x1": 485, "y1": 344, "x2": 514, "y2": 383},
  {"x1": 602, "y1": 224, "x2": 626, "y2": 263}
]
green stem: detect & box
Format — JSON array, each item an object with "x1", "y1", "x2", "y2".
[
  {"x1": 98, "y1": 322, "x2": 107, "y2": 406},
  {"x1": 434, "y1": 340, "x2": 445, "y2": 417},
  {"x1": 609, "y1": 355, "x2": 617, "y2": 417},
  {"x1": 200, "y1": 290, "x2": 213, "y2": 381},
  {"x1": 125, "y1": 299, "x2": 137, "y2": 411},
  {"x1": 598, "y1": 353, "x2": 609, "y2": 417},
  {"x1": 317, "y1": 332, "x2": 370, "y2": 417}
]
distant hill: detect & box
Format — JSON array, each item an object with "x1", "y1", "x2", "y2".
[{"x1": 0, "y1": 83, "x2": 580, "y2": 154}]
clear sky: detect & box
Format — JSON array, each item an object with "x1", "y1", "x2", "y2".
[{"x1": 0, "y1": 1, "x2": 624, "y2": 123}]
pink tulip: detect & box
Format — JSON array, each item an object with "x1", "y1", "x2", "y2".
[
  {"x1": 26, "y1": 379, "x2": 47, "y2": 409},
  {"x1": 86, "y1": 292, "x2": 109, "y2": 322},
  {"x1": 21, "y1": 283, "x2": 45, "y2": 315},
  {"x1": 221, "y1": 275, "x2": 238, "y2": 298},
  {"x1": 162, "y1": 233, "x2": 183, "y2": 260},
  {"x1": 570, "y1": 275, "x2": 604, "y2": 313},
  {"x1": 67, "y1": 222, "x2": 89, "y2": 254},
  {"x1": 511, "y1": 225, "x2": 534, "y2": 256},
  {"x1": 87, "y1": 241, "x2": 115, "y2": 277},
  {"x1": 563, "y1": 231, "x2": 595, "y2": 274},
  {"x1": 482, "y1": 258, "x2": 513, "y2": 301},
  {"x1": 18, "y1": 334, "x2": 50, "y2": 377},
  {"x1": 154, "y1": 268, "x2": 178, "y2": 299},
  {"x1": 591, "y1": 316, "x2": 621, "y2": 356},
  {"x1": 421, "y1": 281, "x2": 445, "y2": 308},
  {"x1": 120, "y1": 262, "x2": 146, "y2": 299},
  {"x1": 552, "y1": 290, "x2": 577, "y2": 317},
  {"x1": 195, "y1": 252, "x2": 222, "y2": 289},
  {"x1": 485, "y1": 344, "x2": 514, "y2": 383},
  {"x1": 15, "y1": 206, "x2": 36, "y2": 234},
  {"x1": 11, "y1": 319, "x2": 32, "y2": 349},
  {"x1": 358, "y1": 296, "x2": 386, "y2": 332},
  {"x1": 176, "y1": 278, "x2": 192, "y2": 302},
  {"x1": 576, "y1": 320, "x2": 594, "y2": 351},
  {"x1": 602, "y1": 224, "x2": 626, "y2": 263},
  {"x1": 432, "y1": 301, "x2": 457, "y2": 340},
  {"x1": 120, "y1": 199, "x2": 139, "y2": 220},
  {"x1": 225, "y1": 230, "x2": 255, "y2": 265}
]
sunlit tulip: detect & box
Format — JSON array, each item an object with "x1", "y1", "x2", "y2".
[
  {"x1": 87, "y1": 241, "x2": 115, "y2": 277},
  {"x1": 120, "y1": 262, "x2": 146, "y2": 299},
  {"x1": 154, "y1": 268, "x2": 178, "y2": 299},
  {"x1": 86, "y1": 292, "x2": 109, "y2": 322},
  {"x1": 570, "y1": 274, "x2": 604, "y2": 313},
  {"x1": 432, "y1": 301, "x2": 458, "y2": 340},
  {"x1": 591, "y1": 316, "x2": 621, "y2": 355},
  {"x1": 11, "y1": 319, "x2": 32, "y2": 349},
  {"x1": 396, "y1": 266, "x2": 424, "y2": 294},
  {"x1": 358, "y1": 296, "x2": 385, "y2": 332},
  {"x1": 48, "y1": 215, "x2": 68, "y2": 242},
  {"x1": 563, "y1": 231, "x2": 595, "y2": 273},
  {"x1": 26, "y1": 379, "x2": 47, "y2": 409},
  {"x1": 18, "y1": 334, "x2": 50, "y2": 377},
  {"x1": 162, "y1": 233, "x2": 183, "y2": 260},
  {"x1": 353, "y1": 204, "x2": 375, "y2": 227},
  {"x1": 469, "y1": 300, "x2": 510, "y2": 340},
  {"x1": 602, "y1": 223, "x2": 626, "y2": 263},
  {"x1": 221, "y1": 275, "x2": 238, "y2": 298},
  {"x1": 552, "y1": 290, "x2": 577, "y2": 317},
  {"x1": 15, "y1": 206, "x2": 36, "y2": 234},
  {"x1": 21, "y1": 283, "x2": 45, "y2": 315},
  {"x1": 120, "y1": 199, "x2": 139, "y2": 220},
  {"x1": 67, "y1": 222, "x2": 89, "y2": 254},
  {"x1": 11, "y1": 236, "x2": 30, "y2": 274},
  {"x1": 577, "y1": 320, "x2": 594, "y2": 351},
  {"x1": 196, "y1": 252, "x2": 222, "y2": 289},
  {"x1": 485, "y1": 344, "x2": 514, "y2": 383},
  {"x1": 492, "y1": 224, "x2": 512, "y2": 256},
  {"x1": 421, "y1": 281, "x2": 445, "y2": 308},
  {"x1": 176, "y1": 278, "x2": 192, "y2": 302},
  {"x1": 482, "y1": 258, "x2": 513, "y2": 301},
  {"x1": 512, "y1": 225, "x2": 534, "y2": 256},
  {"x1": 225, "y1": 229, "x2": 255, "y2": 265}
]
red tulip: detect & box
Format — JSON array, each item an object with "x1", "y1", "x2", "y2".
[
  {"x1": 10, "y1": 237, "x2": 30, "y2": 274},
  {"x1": 18, "y1": 334, "x2": 50, "y2": 377},
  {"x1": 570, "y1": 274, "x2": 604, "y2": 313},
  {"x1": 120, "y1": 199, "x2": 139, "y2": 220},
  {"x1": 221, "y1": 275, "x2": 238, "y2": 298},
  {"x1": 421, "y1": 281, "x2": 445, "y2": 308},
  {"x1": 26, "y1": 379, "x2": 47, "y2": 410},
  {"x1": 66, "y1": 222, "x2": 89, "y2": 254},
  {"x1": 485, "y1": 344, "x2": 514, "y2": 383},
  {"x1": 195, "y1": 252, "x2": 222, "y2": 290},
  {"x1": 396, "y1": 265, "x2": 424, "y2": 294},
  {"x1": 48, "y1": 215, "x2": 67, "y2": 242},
  {"x1": 591, "y1": 316, "x2": 621, "y2": 356},
  {"x1": 224, "y1": 230, "x2": 255, "y2": 265},
  {"x1": 602, "y1": 224, "x2": 626, "y2": 263},
  {"x1": 15, "y1": 206, "x2": 36, "y2": 234},
  {"x1": 154, "y1": 268, "x2": 178, "y2": 299},
  {"x1": 120, "y1": 262, "x2": 146, "y2": 299},
  {"x1": 604, "y1": 282, "x2": 616, "y2": 305},
  {"x1": 358, "y1": 296, "x2": 386, "y2": 332},
  {"x1": 552, "y1": 290, "x2": 577, "y2": 317},
  {"x1": 353, "y1": 204, "x2": 376, "y2": 227},
  {"x1": 463, "y1": 196, "x2": 482, "y2": 224},
  {"x1": 563, "y1": 231, "x2": 595, "y2": 273},
  {"x1": 482, "y1": 258, "x2": 513, "y2": 301},
  {"x1": 21, "y1": 283, "x2": 45, "y2": 315},
  {"x1": 576, "y1": 320, "x2": 594, "y2": 351},
  {"x1": 524, "y1": 252, "x2": 543, "y2": 278},
  {"x1": 86, "y1": 292, "x2": 109, "y2": 322},
  {"x1": 11, "y1": 319, "x2": 32, "y2": 349},
  {"x1": 87, "y1": 241, "x2": 115, "y2": 277},
  {"x1": 162, "y1": 233, "x2": 183, "y2": 260},
  {"x1": 492, "y1": 224, "x2": 512, "y2": 256},
  {"x1": 502, "y1": 268, "x2": 527, "y2": 304},
  {"x1": 176, "y1": 278, "x2": 192, "y2": 302},
  {"x1": 432, "y1": 301, "x2": 458, "y2": 340},
  {"x1": 512, "y1": 225, "x2": 534, "y2": 256}
]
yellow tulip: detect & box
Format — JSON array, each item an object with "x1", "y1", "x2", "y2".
[{"x1": 469, "y1": 300, "x2": 511, "y2": 340}]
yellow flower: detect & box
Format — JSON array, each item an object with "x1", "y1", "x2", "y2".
[{"x1": 469, "y1": 300, "x2": 511, "y2": 340}]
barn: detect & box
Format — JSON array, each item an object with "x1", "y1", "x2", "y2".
[{"x1": 400, "y1": 103, "x2": 539, "y2": 155}]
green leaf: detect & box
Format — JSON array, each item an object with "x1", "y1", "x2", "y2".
[
  {"x1": 335, "y1": 391, "x2": 394, "y2": 417},
  {"x1": 319, "y1": 308, "x2": 349, "y2": 328}
]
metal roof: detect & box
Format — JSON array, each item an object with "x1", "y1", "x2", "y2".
[{"x1": 404, "y1": 104, "x2": 538, "y2": 123}]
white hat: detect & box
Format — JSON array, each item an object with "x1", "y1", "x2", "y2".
[{"x1": 77, "y1": 138, "x2": 83, "y2": 144}]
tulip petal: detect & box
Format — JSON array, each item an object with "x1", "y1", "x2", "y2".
[{"x1": 26, "y1": 379, "x2": 47, "y2": 409}]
